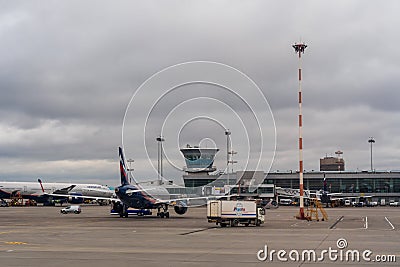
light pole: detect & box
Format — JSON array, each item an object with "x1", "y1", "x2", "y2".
[
  {"x1": 156, "y1": 136, "x2": 165, "y2": 183},
  {"x1": 228, "y1": 150, "x2": 238, "y2": 173},
  {"x1": 225, "y1": 130, "x2": 232, "y2": 187},
  {"x1": 368, "y1": 137, "x2": 375, "y2": 172},
  {"x1": 293, "y1": 41, "x2": 307, "y2": 220},
  {"x1": 225, "y1": 130, "x2": 231, "y2": 174},
  {"x1": 127, "y1": 158, "x2": 134, "y2": 184}
]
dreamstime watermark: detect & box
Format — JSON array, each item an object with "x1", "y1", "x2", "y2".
[{"x1": 257, "y1": 238, "x2": 396, "y2": 263}]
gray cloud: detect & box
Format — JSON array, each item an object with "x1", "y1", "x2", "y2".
[{"x1": 1, "y1": 1, "x2": 399, "y2": 185}]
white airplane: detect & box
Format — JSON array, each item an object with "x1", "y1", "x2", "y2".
[{"x1": 0, "y1": 179, "x2": 114, "y2": 205}]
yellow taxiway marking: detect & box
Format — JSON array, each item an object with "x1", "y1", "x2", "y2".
[{"x1": 4, "y1": 241, "x2": 28, "y2": 245}]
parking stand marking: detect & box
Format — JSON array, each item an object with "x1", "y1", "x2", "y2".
[{"x1": 384, "y1": 217, "x2": 395, "y2": 230}]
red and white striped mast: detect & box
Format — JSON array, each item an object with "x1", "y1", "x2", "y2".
[{"x1": 292, "y1": 41, "x2": 307, "y2": 220}]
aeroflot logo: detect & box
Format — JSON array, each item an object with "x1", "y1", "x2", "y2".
[
  {"x1": 257, "y1": 238, "x2": 396, "y2": 263},
  {"x1": 233, "y1": 203, "x2": 245, "y2": 215}
]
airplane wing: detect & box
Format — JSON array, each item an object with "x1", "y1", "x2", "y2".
[
  {"x1": 53, "y1": 185, "x2": 77, "y2": 195},
  {"x1": 125, "y1": 188, "x2": 156, "y2": 195},
  {"x1": 362, "y1": 195, "x2": 375, "y2": 198},
  {"x1": 37, "y1": 179, "x2": 77, "y2": 195},
  {"x1": 330, "y1": 196, "x2": 346, "y2": 201},
  {"x1": 154, "y1": 195, "x2": 224, "y2": 208},
  {"x1": 49, "y1": 192, "x2": 220, "y2": 207},
  {"x1": 45, "y1": 193, "x2": 120, "y2": 202},
  {"x1": 339, "y1": 195, "x2": 375, "y2": 199},
  {"x1": 329, "y1": 196, "x2": 375, "y2": 202},
  {"x1": 326, "y1": 192, "x2": 342, "y2": 196}
]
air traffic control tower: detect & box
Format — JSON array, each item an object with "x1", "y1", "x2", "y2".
[{"x1": 180, "y1": 145, "x2": 219, "y2": 187}]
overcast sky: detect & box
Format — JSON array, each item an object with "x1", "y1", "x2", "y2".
[{"x1": 1, "y1": 1, "x2": 399, "y2": 186}]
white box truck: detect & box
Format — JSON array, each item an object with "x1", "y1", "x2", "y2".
[{"x1": 207, "y1": 200, "x2": 265, "y2": 227}]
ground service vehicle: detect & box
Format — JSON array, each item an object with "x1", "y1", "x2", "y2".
[
  {"x1": 0, "y1": 200, "x2": 8, "y2": 207},
  {"x1": 60, "y1": 205, "x2": 81, "y2": 214},
  {"x1": 279, "y1": 199, "x2": 293, "y2": 206},
  {"x1": 207, "y1": 200, "x2": 265, "y2": 227},
  {"x1": 366, "y1": 201, "x2": 378, "y2": 207}
]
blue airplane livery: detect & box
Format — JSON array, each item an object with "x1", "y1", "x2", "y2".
[{"x1": 112, "y1": 147, "x2": 208, "y2": 218}]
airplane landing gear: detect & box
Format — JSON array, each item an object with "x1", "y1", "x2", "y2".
[
  {"x1": 120, "y1": 204, "x2": 128, "y2": 218},
  {"x1": 156, "y1": 204, "x2": 169, "y2": 219},
  {"x1": 112, "y1": 202, "x2": 125, "y2": 218}
]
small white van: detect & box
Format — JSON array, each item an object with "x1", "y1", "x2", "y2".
[{"x1": 60, "y1": 205, "x2": 81, "y2": 214}]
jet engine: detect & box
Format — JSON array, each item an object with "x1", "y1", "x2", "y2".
[
  {"x1": 173, "y1": 200, "x2": 188, "y2": 215},
  {"x1": 174, "y1": 205, "x2": 188, "y2": 215}
]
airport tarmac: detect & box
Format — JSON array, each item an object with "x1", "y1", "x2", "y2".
[{"x1": 0, "y1": 205, "x2": 399, "y2": 266}]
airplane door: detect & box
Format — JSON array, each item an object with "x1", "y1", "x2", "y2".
[{"x1": 23, "y1": 186, "x2": 27, "y2": 193}]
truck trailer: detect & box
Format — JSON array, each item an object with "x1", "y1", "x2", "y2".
[{"x1": 207, "y1": 200, "x2": 265, "y2": 227}]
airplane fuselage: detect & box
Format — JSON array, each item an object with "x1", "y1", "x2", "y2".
[
  {"x1": 115, "y1": 184, "x2": 169, "y2": 210},
  {"x1": 0, "y1": 181, "x2": 113, "y2": 203}
]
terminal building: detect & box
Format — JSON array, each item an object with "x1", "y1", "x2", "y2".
[
  {"x1": 173, "y1": 145, "x2": 400, "y2": 203},
  {"x1": 264, "y1": 171, "x2": 400, "y2": 201},
  {"x1": 182, "y1": 169, "x2": 400, "y2": 203}
]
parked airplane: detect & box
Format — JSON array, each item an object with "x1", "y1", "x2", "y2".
[
  {"x1": 112, "y1": 147, "x2": 218, "y2": 218},
  {"x1": 0, "y1": 180, "x2": 114, "y2": 205},
  {"x1": 276, "y1": 176, "x2": 373, "y2": 207},
  {"x1": 313, "y1": 176, "x2": 343, "y2": 205},
  {"x1": 312, "y1": 177, "x2": 373, "y2": 206},
  {"x1": 276, "y1": 177, "x2": 343, "y2": 206}
]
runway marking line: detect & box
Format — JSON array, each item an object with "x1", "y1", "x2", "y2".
[
  {"x1": 384, "y1": 217, "x2": 395, "y2": 230},
  {"x1": 329, "y1": 215, "x2": 344, "y2": 229},
  {"x1": 364, "y1": 216, "x2": 368, "y2": 229}
]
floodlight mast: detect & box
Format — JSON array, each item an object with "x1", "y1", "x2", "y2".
[
  {"x1": 368, "y1": 137, "x2": 375, "y2": 172},
  {"x1": 156, "y1": 136, "x2": 165, "y2": 184},
  {"x1": 293, "y1": 42, "x2": 307, "y2": 220}
]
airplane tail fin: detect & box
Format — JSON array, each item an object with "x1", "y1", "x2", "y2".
[
  {"x1": 38, "y1": 178, "x2": 45, "y2": 193},
  {"x1": 323, "y1": 174, "x2": 327, "y2": 192},
  {"x1": 119, "y1": 147, "x2": 130, "y2": 186}
]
